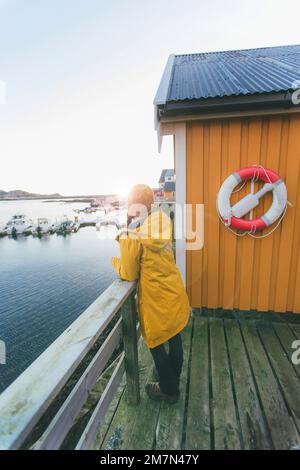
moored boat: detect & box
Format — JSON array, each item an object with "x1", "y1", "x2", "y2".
[
  {"x1": 5, "y1": 214, "x2": 33, "y2": 236},
  {"x1": 0, "y1": 222, "x2": 7, "y2": 237},
  {"x1": 56, "y1": 218, "x2": 74, "y2": 235},
  {"x1": 31, "y1": 218, "x2": 50, "y2": 236},
  {"x1": 72, "y1": 221, "x2": 80, "y2": 232}
]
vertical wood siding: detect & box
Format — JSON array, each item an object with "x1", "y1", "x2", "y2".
[{"x1": 186, "y1": 114, "x2": 300, "y2": 313}]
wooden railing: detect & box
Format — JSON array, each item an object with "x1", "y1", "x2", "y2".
[{"x1": 0, "y1": 279, "x2": 140, "y2": 450}]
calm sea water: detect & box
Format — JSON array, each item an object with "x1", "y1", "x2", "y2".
[{"x1": 0, "y1": 200, "x2": 119, "y2": 392}]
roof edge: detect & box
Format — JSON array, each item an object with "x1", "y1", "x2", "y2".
[
  {"x1": 153, "y1": 54, "x2": 175, "y2": 106},
  {"x1": 158, "y1": 91, "x2": 297, "y2": 119},
  {"x1": 172, "y1": 43, "x2": 300, "y2": 59}
]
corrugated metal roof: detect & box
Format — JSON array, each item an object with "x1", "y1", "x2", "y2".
[
  {"x1": 159, "y1": 168, "x2": 174, "y2": 183},
  {"x1": 167, "y1": 44, "x2": 300, "y2": 102},
  {"x1": 165, "y1": 169, "x2": 175, "y2": 177},
  {"x1": 158, "y1": 169, "x2": 167, "y2": 183}
]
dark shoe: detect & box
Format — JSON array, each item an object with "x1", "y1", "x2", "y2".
[
  {"x1": 152, "y1": 366, "x2": 159, "y2": 381},
  {"x1": 145, "y1": 382, "x2": 179, "y2": 404},
  {"x1": 151, "y1": 367, "x2": 181, "y2": 391}
]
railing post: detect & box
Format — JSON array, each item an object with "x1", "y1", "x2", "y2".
[{"x1": 121, "y1": 291, "x2": 140, "y2": 405}]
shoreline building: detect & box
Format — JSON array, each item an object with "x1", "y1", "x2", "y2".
[
  {"x1": 154, "y1": 44, "x2": 300, "y2": 313},
  {"x1": 158, "y1": 168, "x2": 175, "y2": 200}
]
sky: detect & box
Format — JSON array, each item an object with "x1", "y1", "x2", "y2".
[{"x1": 0, "y1": 0, "x2": 299, "y2": 196}]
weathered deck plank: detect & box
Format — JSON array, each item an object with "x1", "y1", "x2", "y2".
[
  {"x1": 155, "y1": 321, "x2": 192, "y2": 450},
  {"x1": 209, "y1": 317, "x2": 241, "y2": 449},
  {"x1": 185, "y1": 315, "x2": 211, "y2": 450},
  {"x1": 124, "y1": 344, "x2": 160, "y2": 450},
  {"x1": 292, "y1": 324, "x2": 300, "y2": 339},
  {"x1": 257, "y1": 321, "x2": 300, "y2": 435},
  {"x1": 224, "y1": 319, "x2": 272, "y2": 449},
  {"x1": 99, "y1": 339, "x2": 160, "y2": 450},
  {"x1": 273, "y1": 322, "x2": 300, "y2": 379},
  {"x1": 96, "y1": 312, "x2": 300, "y2": 450},
  {"x1": 240, "y1": 320, "x2": 300, "y2": 449}
]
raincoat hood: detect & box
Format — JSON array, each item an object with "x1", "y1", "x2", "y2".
[{"x1": 134, "y1": 210, "x2": 173, "y2": 253}]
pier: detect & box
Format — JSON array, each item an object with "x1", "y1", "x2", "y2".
[
  {"x1": 99, "y1": 310, "x2": 300, "y2": 450},
  {"x1": 0, "y1": 280, "x2": 299, "y2": 450}
]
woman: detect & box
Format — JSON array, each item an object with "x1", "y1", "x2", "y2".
[{"x1": 111, "y1": 184, "x2": 190, "y2": 403}]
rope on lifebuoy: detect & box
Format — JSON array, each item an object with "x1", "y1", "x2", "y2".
[{"x1": 216, "y1": 164, "x2": 292, "y2": 238}]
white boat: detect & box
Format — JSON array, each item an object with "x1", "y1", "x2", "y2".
[
  {"x1": 72, "y1": 221, "x2": 80, "y2": 232},
  {"x1": 48, "y1": 219, "x2": 61, "y2": 234},
  {"x1": 56, "y1": 218, "x2": 74, "y2": 235},
  {"x1": 31, "y1": 218, "x2": 50, "y2": 235},
  {"x1": 83, "y1": 207, "x2": 95, "y2": 214},
  {"x1": 0, "y1": 222, "x2": 7, "y2": 237},
  {"x1": 5, "y1": 214, "x2": 33, "y2": 235}
]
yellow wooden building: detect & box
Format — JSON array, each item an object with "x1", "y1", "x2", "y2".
[
  {"x1": 154, "y1": 45, "x2": 300, "y2": 314},
  {"x1": 1, "y1": 46, "x2": 300, "y2": 453}
]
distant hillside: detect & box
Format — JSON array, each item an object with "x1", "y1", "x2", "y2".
[{"x1": 0, "y1": 189, "x2": 62, "y2": 200}]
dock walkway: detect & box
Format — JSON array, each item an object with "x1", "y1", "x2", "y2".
[{"x1": 96, "y1": 310, "x2": 300, "y2": 450}]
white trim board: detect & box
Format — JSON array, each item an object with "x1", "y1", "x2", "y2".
[
  {"x1": 158, "y1": 122, "x2": 186, "y2": 285},
  {"x1": 153, "y1": 54, "x2": 175, "y2": 137}
]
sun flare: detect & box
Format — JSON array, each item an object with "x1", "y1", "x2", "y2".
[{"x1": 117, "y1": 186, "x2": 130, "y2": 200}]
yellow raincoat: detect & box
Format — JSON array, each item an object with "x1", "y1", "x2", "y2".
[{"x1": 111, "y1": 210, "x2": 190, "y2": 348}]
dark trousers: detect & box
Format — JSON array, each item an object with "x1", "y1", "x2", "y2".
[{"x1": 149, "y1": 333, "x2": 183, "y2": 396}]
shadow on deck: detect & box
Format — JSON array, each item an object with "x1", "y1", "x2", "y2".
[{"x1": 96, "y1": 310, "x2": 300, "y2": 450}]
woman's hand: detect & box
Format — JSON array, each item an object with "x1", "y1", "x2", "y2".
[
  {"x1": 111, "y1": 256, "x2": 121, "y2": 276},
  {"x1": 127, "y1": 213, "x2": 134, "y2": 227}
]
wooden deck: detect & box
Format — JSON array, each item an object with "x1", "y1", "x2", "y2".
[{"x1": 95, "y1": 310, "x2": 300, "y2": 450}]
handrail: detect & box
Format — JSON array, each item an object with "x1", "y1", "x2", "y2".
[{"x1": 0, "y1": 278, "x2": 138, "y2": 450}]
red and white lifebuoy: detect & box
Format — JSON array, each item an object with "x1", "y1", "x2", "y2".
[{"x1": 217, "y1": 166, "x2": 287, "y2": 232}]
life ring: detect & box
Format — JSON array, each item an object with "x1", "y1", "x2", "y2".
[{"x1": 217, "y1": 166, "x2": 287, "y2": 232}]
